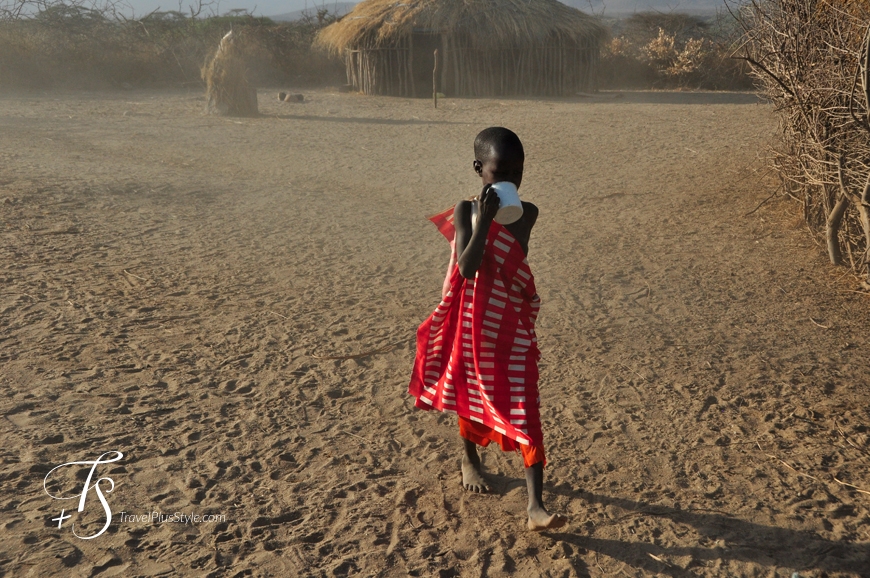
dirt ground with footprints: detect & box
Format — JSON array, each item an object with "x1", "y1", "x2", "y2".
[{"x1": 1, "y1": 88, "x2": 870, "y2": 577}]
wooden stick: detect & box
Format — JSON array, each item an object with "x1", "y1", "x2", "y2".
[
  {"x1": 758, "y1": 445, "x2": 823, "y2": 483},
  {"x1": 744, "y1": 187, "x2": 782, "y2": 216},
  {"x1": 433, "y1": 48, "x2": 439, "y2": 108},
  {"x1": 123, "y1": 269, "x2": 147, "y2": 281},
  {"x1": 836, "y1": 423, "x2": 869, "y2": 454},
  {"x1": 338, "y1": 429, "x2": 375, "y2": 445},
  {"x1": 756, "y1": 439, "x2": 870, "y2": 496},
  {"x1": 833, "y1": 477, "x2": 870, "y2": 496}
]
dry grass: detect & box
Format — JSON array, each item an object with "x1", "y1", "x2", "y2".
[
  {"x1": 202, "y1": 30, "x2": 258, "y2": 116},
  {"x1": 315, "y1": 0, "x2": 605, "y2": 53}
]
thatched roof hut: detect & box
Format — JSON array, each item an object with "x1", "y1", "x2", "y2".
[{"x1": 316, "y1": 0, "x2": 606, "y2": 97}]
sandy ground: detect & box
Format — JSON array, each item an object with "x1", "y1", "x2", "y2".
[{"x1": 1, "y1": 87, "x2": 870, "y2": 577}]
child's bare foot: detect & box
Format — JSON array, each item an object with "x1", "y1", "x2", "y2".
[
  {"x1": 461, "y1": 438, "x2": 489, "y2": 492},
  {"x1": 527, "y1": 505, "x2": 568, "y2": 531},
  {"x1": 525, "y1": 463, "x2": 566, "y2": 530},
  {"x1": 461, "y1": 455, "x2": 489, "y2": 493}
]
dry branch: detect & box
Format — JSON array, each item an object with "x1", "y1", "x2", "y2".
[{"x1": 739, "y1": 0, "x2": 870, "y2": 280}]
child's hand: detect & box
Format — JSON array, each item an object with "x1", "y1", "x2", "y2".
[{"x1": 477, "y1": 185, "x2": 500, "y2": 223}]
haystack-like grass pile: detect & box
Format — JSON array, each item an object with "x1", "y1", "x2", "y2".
[
  {"x1": 739, "y1": 0, "x2": 870, "y2": 279},
  {"x1": 202, "y1": 30, "x2": 259, "y2": 117}
]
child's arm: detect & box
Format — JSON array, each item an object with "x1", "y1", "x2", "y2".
[
  {"x1": 455, "y1": 186, "x2": 500, "y2": 278},
  {"x1": 442, "y1": 238, "x2": 456, "y2": 300}
]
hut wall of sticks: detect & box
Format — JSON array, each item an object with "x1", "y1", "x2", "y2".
[
  {"x1": 738, "y1": 0, "x2": 870, "y2": 280},
  {"x1": 315, "y1": 0, "x2": 606, "y2": 97}
]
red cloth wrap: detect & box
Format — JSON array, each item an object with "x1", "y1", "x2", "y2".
[
  {"x1": 458, "y1": 417, "x2": 546, "y2": 468},
  {"x1": 408, "y1": 206, "x2": 544, "y2": 463}
]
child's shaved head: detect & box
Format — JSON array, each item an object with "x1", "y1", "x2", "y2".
[{"x1": 474, "y1": 127, "x2": 524, "y2": 162}]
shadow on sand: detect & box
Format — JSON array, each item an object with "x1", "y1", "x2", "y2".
[
  {"x1": 541, "y1": 491, "x2": 868, "y2": 576},
  {"x1": 579, "y1": 91, "x2": 766, "y2": 105},
  {"x1": 270, "y1": 113, "x2": 465, "y2": 126}
]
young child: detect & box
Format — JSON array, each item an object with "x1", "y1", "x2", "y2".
[{"x1": 409, "y1": 127, "x2": 567, "y2": 531}]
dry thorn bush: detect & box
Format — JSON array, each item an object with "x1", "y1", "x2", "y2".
[{"x1": 737, "y1": 0, "x2": 870, "y2": 280}]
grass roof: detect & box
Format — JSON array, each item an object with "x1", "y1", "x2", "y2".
[{"x1": 316, "y1": 0, "x2": 606, "y2": 53}]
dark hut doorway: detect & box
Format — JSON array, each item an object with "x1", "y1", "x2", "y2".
[{"x1": 411, "y1": 30, "x2": 442, "y2": 98}]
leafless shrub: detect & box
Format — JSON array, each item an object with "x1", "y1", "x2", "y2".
[
  {"x1": 736, "y1": 0, "x2": 870, "y2": 278},
  {"x1": 599, "y1": 10, "x2": 751, "y2": 90},
  {"x1": 644, "y1": 28, "x2": 710, "y2": 82},
  {"x1": 622, "y1": 11, "x2": 709, "y2": 41}
]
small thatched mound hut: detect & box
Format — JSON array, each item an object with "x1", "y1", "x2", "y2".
[
  {"x1": 202, "y1": 31, "x2": 259, "y2": 117},
  {"x1": 316, "y1": 0, "x2": 606, "y2": 97}
]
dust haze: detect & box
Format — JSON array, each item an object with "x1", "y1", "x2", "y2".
[{"x1": 2, "y1": 85, "x2": 870, "y2": 576}]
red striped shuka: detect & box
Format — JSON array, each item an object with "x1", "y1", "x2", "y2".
[{"x1": 408, "y1": 206, "x2": 545, "y2": 465}]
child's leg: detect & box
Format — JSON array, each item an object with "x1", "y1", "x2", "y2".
[
  {"x1": 461, "y1": 437, "x2": 489, "y2": 493},
  {"x1": 457, "y1": 417, "x2": 491, "y2": 492},
  {"x1": 524, "y1": 459, "x2": 567, "y2": 531}
]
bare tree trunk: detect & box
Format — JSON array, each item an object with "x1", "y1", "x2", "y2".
[
  {"x1": 859, "y1": 174, "x2": 870, "y2": 277},
  {"x1": 828, "y1": 156, "x2": 853, "y2": 266},
  {"x1": 827, "y1": 196, "x2": 850, "y2": 266}
]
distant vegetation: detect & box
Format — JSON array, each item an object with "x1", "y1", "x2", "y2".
[
  {"x1": 598, "y1": 11, "x2": 752, "y2": 90},
  {"x1": 0, "y1": 0, "x2": 344, "y2": 89},
  {"x1": 0, "y1": 1, "x2": 750, "y2": 91}
]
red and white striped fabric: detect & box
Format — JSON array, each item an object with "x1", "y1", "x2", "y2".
[{"x1": 409, "y1": 206, "x2": 543, "y2": 448}]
